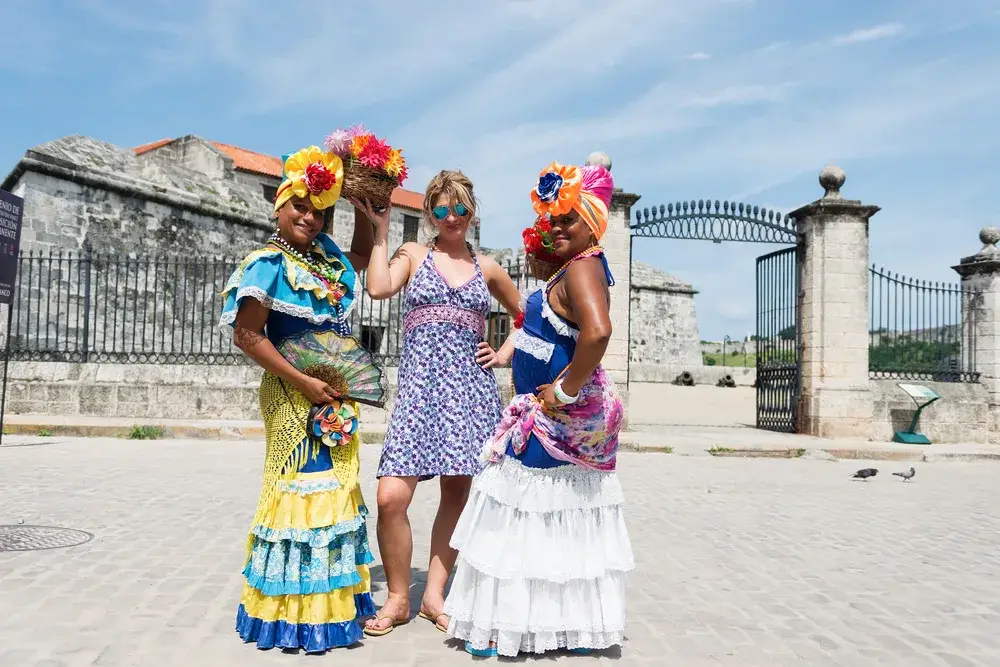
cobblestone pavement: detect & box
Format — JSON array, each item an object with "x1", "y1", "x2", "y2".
[{"x1": 1, "y1": 437, "x2": 999, "y2": 667}]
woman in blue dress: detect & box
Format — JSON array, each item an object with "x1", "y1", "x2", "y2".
[{"x1": 444, "y1": 160, "x2": 632, "y2": 658}]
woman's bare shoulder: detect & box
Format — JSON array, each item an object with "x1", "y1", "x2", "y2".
[{"x1": 395, "y1": 242, "x2": 427, "y2": 261}]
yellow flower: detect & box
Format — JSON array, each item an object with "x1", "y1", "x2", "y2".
[
  {"x1": 349, "y1": 134, "x2": 371, "y2": 159},
  {"x1": 385, "y1": 148, "x2": 406, "y2": 177},
  {"x1": 282, "y1": 145, "x2": 344, "y2": 210}
]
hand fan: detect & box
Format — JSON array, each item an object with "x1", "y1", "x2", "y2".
[{"x1": 277, "y1": 330, "x2": 386, "y2": 408}]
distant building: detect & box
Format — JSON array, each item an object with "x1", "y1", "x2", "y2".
[
  {"x1": 3, "y1": 134, "x2": 704, "y2": 385},
  {"x1": 3, "y1": 133, "x2": 476, "y2": 258}
]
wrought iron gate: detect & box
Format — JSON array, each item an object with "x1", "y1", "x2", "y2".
[{"x1": 755, "y1": 246, "x2": 801, "y2": 433}]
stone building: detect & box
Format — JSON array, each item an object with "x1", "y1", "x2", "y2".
[
  {"x1": 5, "y1": 133, "x2": 461, "y2": 257},
  {"x1": 3, "y1": 138, "x2": 707, "y2": 423},
  {"x1": 627, "y1": 261, "x2": 702, "y2": 382},
  {"x1": 1, "y1": 134, "x2": 472, "y2": 360}
]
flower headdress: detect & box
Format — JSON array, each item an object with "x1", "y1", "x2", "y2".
[
  {"x1": 274, "y1": 146, "x2": 344, "y2": 213},
  {"x1": 528, "y1": 161, "x2": 614, "y2": 241}
]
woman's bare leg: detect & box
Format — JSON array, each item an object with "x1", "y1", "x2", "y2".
[
  {"x1": 365, "y1": 475, "x2": 419, "y2": 633},
  {"x1": 420, "y1": 475, "x2": 472, "y2": 626}
]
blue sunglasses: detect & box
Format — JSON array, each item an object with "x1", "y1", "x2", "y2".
[{"x1": 431, "y1": 203, "x2": 469, "y2": 220}]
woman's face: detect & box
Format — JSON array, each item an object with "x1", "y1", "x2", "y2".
[
  {"x1": 430, "y1": 193, "x2": 472, "y2": 243},
  {"x1": 549, "y1": 208, "x2": 594, "y2": 258},
  {"x1": 277, "y1": 196, "x2": 325, "y2": 249}
]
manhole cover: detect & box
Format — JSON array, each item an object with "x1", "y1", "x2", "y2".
[{"x1": 0, "y1": 525, "x2": 94, "y2": 552}]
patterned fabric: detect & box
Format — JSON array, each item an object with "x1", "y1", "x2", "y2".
[
  {"x1": 221, "y1": 239, "x2": 374, "y2": 653},
  {"x1": 377, "y1": 246, "x2": 503, "y2": 479},
  {"x1": 219, "y1": 233, "x2": 358, "y2": 337},
  {"x1": 487, "y1": 368, "x2": 623, "y2": 471},
  {"x1": 491, "y1": 249, "x2": 622, "y2": 471},
  {"x1": 403, "y1": 304, "x2": 486, "y2": 338}
]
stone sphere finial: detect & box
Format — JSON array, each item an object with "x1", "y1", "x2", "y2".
[
  {"x1": 979, "y1": 226, "x2": 1000, "y2": 247},
  {"x1": 819, "y1": 164, "x2": 846, "y2": 199},
  {"x1": 586, "y1": 151, "x2": 612, "y2": 171}
]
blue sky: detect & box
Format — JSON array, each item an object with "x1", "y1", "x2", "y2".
[{"x1": 2, "y1": 0, "x2": 998, "y2": 340}]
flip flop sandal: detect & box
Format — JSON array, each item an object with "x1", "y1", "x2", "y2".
[
  {"x1": 418, "y1": 610, "x2": 449, "y2": 633},
  {"x1": 362, "y1": 613, "x2": 409, "y2": 637},
  {"x1": 465, "y1": 642, "x2": 498, "y2": 657}
]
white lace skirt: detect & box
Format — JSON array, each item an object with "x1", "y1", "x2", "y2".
[{"x1": 444, "y1": 456, "x2": 634, "y2": 657}]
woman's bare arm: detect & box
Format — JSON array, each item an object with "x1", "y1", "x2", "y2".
[
  {"x1": 345, "y1": 206, "x2": 376, "y2": 271},
  {"x1": 233, "y1": 299, "x2": 339, "y2": 404},
  {"x1": 554, "y1": 257, "x2": 612, "y2": 396},
  {"x1": 479, "y1": 255, "x2": 522, "y2": 366}
]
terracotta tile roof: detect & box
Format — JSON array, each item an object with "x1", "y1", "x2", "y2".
[
  {"x1": 211, "y1": 141, "x2": 283, "y2": 178},
  {"x1": 133, "y1": 137, "x2": 424, "y2": 210}
]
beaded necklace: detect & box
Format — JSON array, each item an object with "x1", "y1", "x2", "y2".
[
  {"x1": 545, "y1": 245, "x2": 604, "y2": 286},
  {"x1": 267, "y1": 233, "x2": 346, "y2": 289}
]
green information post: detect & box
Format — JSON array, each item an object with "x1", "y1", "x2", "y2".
[{"x1": 892, "y1": 383, "x2": 941, "y2": 445}]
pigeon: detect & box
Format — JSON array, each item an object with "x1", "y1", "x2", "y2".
[
  {"x1": 850, "y1": 468, "x2": 878, "y2": 481},
  {"x1": 892, "y1": 467, "x2": 916, "y2": 482}
]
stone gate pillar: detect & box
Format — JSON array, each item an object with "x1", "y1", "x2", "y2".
[
  {"x1": 953, "y1": 227, "x2": 1000, "y2": 436},
  {"x1": 792, "y1": 166, "x2": 879, "y2": 438},
  {"x1": 585, "y1": 151, "x2": 637, "y2": 388}
]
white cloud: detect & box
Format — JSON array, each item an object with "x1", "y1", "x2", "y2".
[
  {"x1": 685, "y1": 52, "x2": 712, "y2": 60},
  {"x1": 832, "y1": 22, "x2": 905, "y2": 45}
]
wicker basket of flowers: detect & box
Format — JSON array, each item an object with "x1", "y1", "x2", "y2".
[
  {"x1": 323, "y1": 125, "x2": 408, "y2": 209},
  {"x1": 522, "y1": 216, "x2": 563, "y2": 281}
]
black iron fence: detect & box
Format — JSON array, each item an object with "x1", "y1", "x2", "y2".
[
  {"x1": 869, "y1": 265, "x2": 978, "y2": 382},
  {"x1": 6, "y1": 249, "x2": 539, "y2": 366}
]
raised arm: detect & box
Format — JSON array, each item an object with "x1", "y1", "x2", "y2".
[
  {"x1": 547, "y1": 257, "x2": 612, "y2": 398},
  {"x1": 345, "y1": 203, "x2": 376, "y2": 271},
  {"x1": 479, "y1": 255, "x2": 522, "y2": 368},
  {"x1": 233, "y1": 299, "x2": 340, "y2": 405},
  {"x1": 353, "y1": 197, "x2": 416, "y2": 300}
]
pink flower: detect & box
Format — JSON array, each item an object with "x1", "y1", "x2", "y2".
[
  {"x1": 346, "y1": 123, "x2": 369, "y2": 139},
  {"x1": 358, "y1": 137, "x2": 391, "y2": 169},
  {"x1": 323, "y1": 130, "x2": 350, "y2": 156}
]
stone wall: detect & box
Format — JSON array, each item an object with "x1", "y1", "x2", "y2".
[
  {"x1": 628, "y1": 261, "x2": 701, "y2": 372},
  {"x1": 7, "y1": 360, "x2": 515, "y2": 425},
  {"x1": 871, "y1": 379, "x2": 993, "y2": 443},
  {"x1": 14, "y1": 166, "x2": 271, "y2": 257}
]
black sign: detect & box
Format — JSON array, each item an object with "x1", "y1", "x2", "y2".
[{"x1": 0, "y1": 189, "x2": 23, "y2": 305}]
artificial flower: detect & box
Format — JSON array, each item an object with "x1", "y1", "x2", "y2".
[
  {"x1": 530, "y1": 161, "x2": 582, "y2": 217},
  {"x1": 535, "y1": 172, "x2": 563, "y2": 202},
  {"x1": 349, "y1": 133, "x2": 372, "y2": 159},
  {"x1": 346, "y1": 123, "x2": 369, "y2": 139},
  {"x1": 284, "y1": 146, "x2": 344, "y2": 210},
  {"x1": 359, "y1": 136, "x2": 391, "y2": 169},
  {"x1": 522, "y1": 227, "x2": 543, "y2": 254},
  {"x1": 323, "y1": 129, "x2": 351, "y2": 156},
  {"x1": 513, "y1": 312, "x2": 525, "y2": 329},
  {"x1": 303, "y1": 162, "x2": 336, "y2": 194}
]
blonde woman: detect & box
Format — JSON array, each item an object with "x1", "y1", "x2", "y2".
[{"x1": 356, "y1": 170, "x2": 521, "y2": 637}]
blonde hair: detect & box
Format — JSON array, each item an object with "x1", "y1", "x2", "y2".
[{"x1": 423, "y1": 169, "x2": 480, "y2": 230}]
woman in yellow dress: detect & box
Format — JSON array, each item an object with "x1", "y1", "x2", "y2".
[{"x1": 219, "y1": 145, "x2": 382, "y2": 652}]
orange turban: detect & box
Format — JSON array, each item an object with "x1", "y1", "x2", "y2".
[{"x1": 530, "y1": 161, "x2": 614, "y2": 241}]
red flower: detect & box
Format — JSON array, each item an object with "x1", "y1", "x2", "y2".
[
  {"x1": 513, "y1": 312, "x2": 525, "y2": 329},
  {"x1": 304, "y1": 162, "x2": 335, "y2": 194},
  {"x1": 359, "y1": 137, "x2": 391, "y2": 169},
  {"x1": 536, "y1": 217, "x2": 551, "y2": 234},
  {"x1": 522, "y1": 228, "x2": 542, "y2": 254}
]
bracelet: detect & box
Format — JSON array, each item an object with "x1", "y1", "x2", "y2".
[{"x1": 553, "y1": 380, "x2": 579, "y2": 405}]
